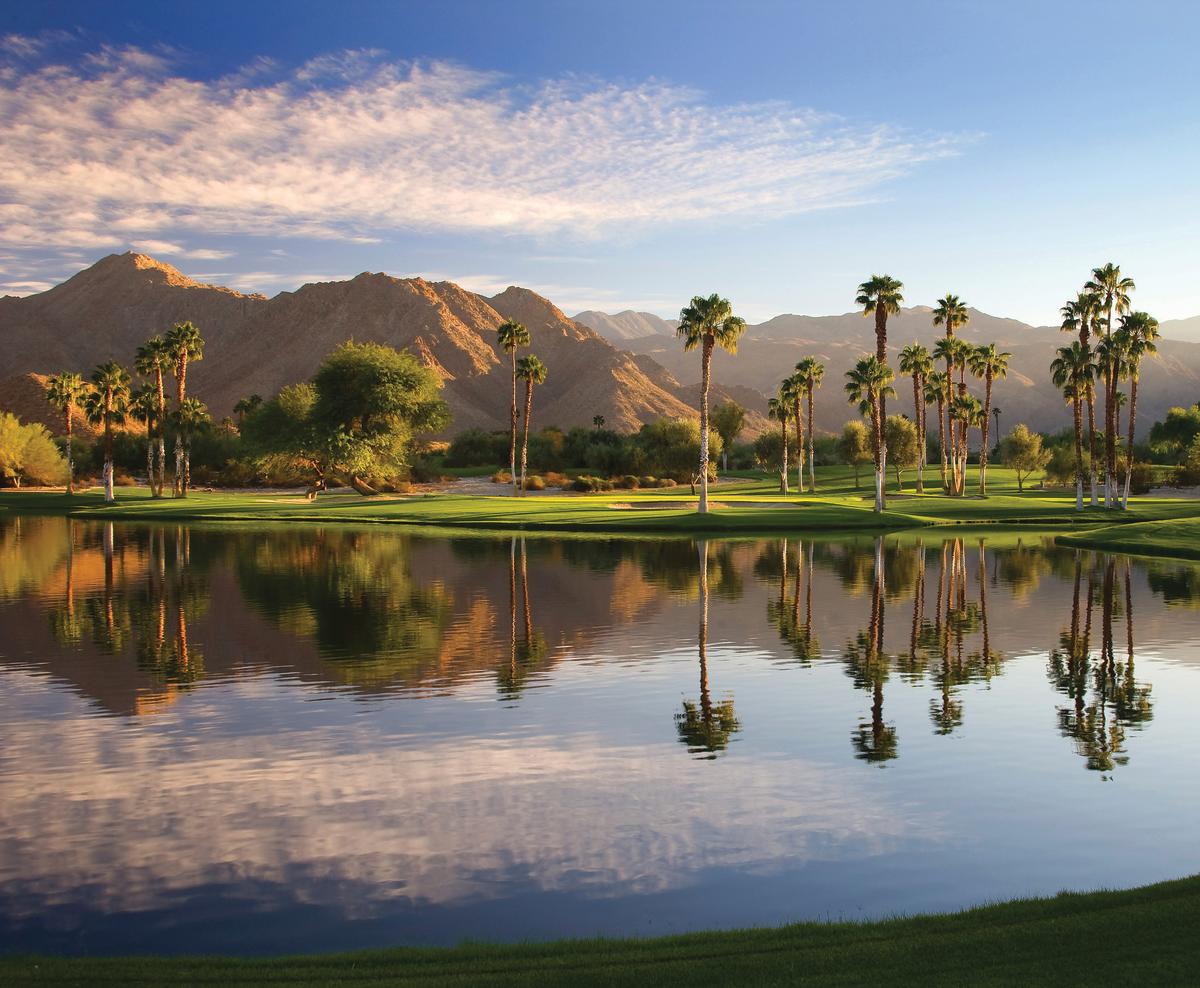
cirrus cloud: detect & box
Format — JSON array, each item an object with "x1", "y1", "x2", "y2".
[{"x1": 0, "y1": 44, "x2": 968, "y2": 256}]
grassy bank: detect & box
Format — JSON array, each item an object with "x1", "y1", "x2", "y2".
[
  {"x1": 1057, "y1": 516, "x2": 1200, "y2": 561},
  {"x1": 4, "y1": 470, "x2": 1200, "y2": 539},
  {"x1": 4, "y1": 875, "x2": 1198, "y2": 986}
]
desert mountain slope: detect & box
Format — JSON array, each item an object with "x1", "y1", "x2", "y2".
[
  {"x1": 0, "y1": 255, "x2": 712, "y2": 437},
  {"x1": 573, "y1": 309, "x2": 678, "y2": 342}
]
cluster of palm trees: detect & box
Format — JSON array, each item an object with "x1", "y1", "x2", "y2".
[
  {"x1": 767, "y1": 358, "x2": 826, "y2": 494},
  {"x1": 843, "y1": 278, "x2": 1010, "y2": 511},
  {"x1": 1051, "y1": 263, "x2": 1159, "y2": 511},
  {"x1": 44, "y1": 321, "x2": 210, "y2": 502},
  {"x1": 496, "y1": 318, "x2": 548, "y2": 494}
]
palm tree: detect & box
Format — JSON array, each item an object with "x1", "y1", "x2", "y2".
[
  {"x1": 135, "y1": 335, "x2": 172, "y2": 497},
  {"x1": 85, "y1": 361, "x2": 131, "y2": 503},
  {"x1": 1116, "y1": 311, "x2": 1159, "y2": 508},
  {"x1": 766, "y1": 393, "x2": 791, "y2": 494},
  {"x1": 924, "y1": 370, "x2": 952, "y2": 493},
  {"x1": 44, "y1": 372, "x2": 85, "y2": 494},
  {"x1": 233, "y1": 394, "x2": 263, "y2": 427},
  {"x1": 164, "y1": 322, "x2": 204, "y2": 497},
  {"x1": 1061, "y1": 291, "x2": 1101, "y2": 347},
  {"x1": 967, "y1": 343, "x2": 1010, "y2": 496},
  {"x1": 795, "y1": 357, "x2": 824, "y2": 493},
  {"x1": 1085, "y1": 264, "x2": 1135, "y2": 507},
  {"x1": 856, "y1": 276, "x2": 903, "y2": 499},
  {"x1": 782, "y1": 372, "x2": 807, "y2": 494},
  {"x1": 677, "y1": 294, "x2": 747, "y2": 513},
  {"x1": 933, "y1": 295, "x2": 969, "y2": 492},
  {"x1": 496, "y1": 319, "x2": 531, "y2": 494},
  {"x1": 844, "y1": 356, "x2": 895, "y2": 513},
  {"x1": 129, "y1": 383, "x2": 161, "y2": 493},
  {"x1": 1094, "y1": 332, "x2": 1127, "y2": 504},
  {"x1": 172, "y1": 397, "x2": 210, "y2": 497},
  {"x1": 516, "y1": 354, "x2": 548, "y2": 494},
  {"x1": 949, "y1": 393, "x2": 983, "y2": 495},
  {"x1": 932, "y1": 336, "x2": 971, "y2": 493},
  {"x1": 592, "y1": 414, "x2": 605, "y2": 429},
  {"x1": 1051, "y1": 341, "x2": 1095, "y2": 511},
  {"x1": 898, "y1": 343, "x2": 933, "y2": 494}
]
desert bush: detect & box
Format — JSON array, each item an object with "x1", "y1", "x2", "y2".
[
  {"x1": 542, "y1": 471, "x2": 570, "y2": 488},
  {"x1": 492, "y1": 469, "x2": 512, "y2": 484},
  {"x1": 618, "y1": 474, "x2": 640, "y2": 489},
  {"x1": 446, "y1": 428, "x2": 509, "y2": 467},
  {"x1": 640, "y1": 475, "x2": 657, "y2": 487},
  {"x1": 1129, "y1": 462, "x2": 1154, "y2": 495},
  {"x1": 524, "y1": 475, "x2": 546, "y2": 491},
  {"x1": 656, "y1": 477, "x2": 677, "y2": 488}
]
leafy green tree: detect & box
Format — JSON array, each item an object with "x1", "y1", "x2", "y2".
[
  {"x1": 496, "y1": 319, "x2": 531, "y2": 495},
  {"x1": 968, "y1": 343, "x2": 1011, "y2": 495},
  {"x1": 309, "y1": 341, "x2": 451, "y2": 495},
  {"x1": 1149, "y1": 404, "x2": 1200, "y2": 462},
  {"x1": 794, "y1": 357, "x2": 825, "y2": 492},
  {"x1": 838, "y1": 419, "x2": 873, "y2": 488},
  {"x1": 752, "y1": 428, "x2": 785, "y2": 474},
  {"x1": 676, "y1": 294, "x2": 746, "y2": 513},
  {"x1": 242, "y1": 383, "x2": 327, "y2": 491},
  {"x1": 135, "y1": 335, "x2": 172, "y2": 497},
  {"x1": 44, "y1": 372, "x2": 85, "y2": 493},
  {"x1": 516, "y1": 354, "x2": 548, "y2": 493},
  {"x1": 636, "y1": 417, "x2": 721, "y2": 482},
  {"x1": 710, "y1": 400, "x2": 746, "y2": 471},
  {"x1": 844, "y1": 356, "x2": 895, "y2": 512},
  {"x1": 999, "y1": 423, "x2": 1050, "y2": 492},
  {"x1": 0, "y1": 413, "x2": 68, "y2": 487},
  {"x1": 883, "y1": 414, "x2": 920, "y2": 491},
  {"x1": 84, "y1": 361, "x2": 131, "y2": 502},
  {"x1": 1115, "y1": 311, "x2": 1159, "y2": 508}
]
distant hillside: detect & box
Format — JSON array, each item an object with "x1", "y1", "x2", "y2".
[
  {"x1": 1161, "y1": 315, "x2": 1200, "y2": 344},
  {"x1": 0, "y1": 254, "x2": 765, "y2": 439},
  {"x1": 573, "y1": 309, "x2": 677, "y2": 342}
]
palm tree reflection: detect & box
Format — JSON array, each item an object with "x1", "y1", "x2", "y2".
[
  {"x1": 845, "y1": 537, "x2": 897, "y2": 764},
  {"x1": 498, "y1": 537, "x2": 549, "y2": 700},
  {"x1": 676, "y1": 540, "x2": 740, "y2": 759}
]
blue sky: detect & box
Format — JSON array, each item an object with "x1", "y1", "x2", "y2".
[{"x1": 1, "y1": 0, "x2": 1197, "y2": 324}]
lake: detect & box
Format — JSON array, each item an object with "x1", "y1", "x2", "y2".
[{"x1": 1, "y1": 515, "x2": 1198, "y2": 955}]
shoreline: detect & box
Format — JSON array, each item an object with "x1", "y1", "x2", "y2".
[{"x1": 2, "y1": 875, "x2": 1197, "y2": 985}]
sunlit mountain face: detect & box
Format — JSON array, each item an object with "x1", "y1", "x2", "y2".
[{"x1": 2, "y1": 516, "x2": 1199, "y2": 955}]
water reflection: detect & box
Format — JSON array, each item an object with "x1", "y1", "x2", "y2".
[{"x1": 0, "y1": 515, "x2": 1196, "y2": 954}]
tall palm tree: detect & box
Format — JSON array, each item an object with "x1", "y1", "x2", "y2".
[
  {"x1": 967, "y1": 343, "x2": 1010, "y2": 496},
  {"x1": 233, "y1": 394, "x2": 263, "y2": 426},
  {"x1": 1060, "y1": 291, "x2": 1101, "y2": 347},
  {"x1": 1116, "y1": 311, "x2": 1159, "y2": 509},
  {"x1": 794, "y1": 357, "x2": 824, "y2": 493},
  {"x1": 856, "y1": 276, "x2": 903, "y2": 500},
  {"x1": 1085, "y1": 264, "x2": 1135, "y2": 507},
  {"x1": 496, "y1": 319, "x2": 531, "y2": 495},
  {"x1": 164, "y1": 322, "x2": 204, "y2": 498},
  {"x1": 924, "y1": 370, "x2": 952, "y2": 493},
  {"x1": 515, "y1": 354, "x2": 548, "y2": 494},
  {"x1": 782, "y1": 372, "x2": 807, "y2": 494},
  {"x1": 1051, "y1": 341, "x2": 1094, "y2": 511},
  {"x1": 129, "y1": 383, "x2": 161, "y2": 494},
  {"x1": 44, "y1": 372, "x2": 85, "y2": 494},
  {"x1": 898, "y1": 343, "x2": 933, "y2": 494},
  {"x1": 677, "y1": 294, "x2": 747, "y2": 513},
  {"x1": 932, "y1": 336, "x2": 971, "y2": 493},
  {"x1": 135, "y1": 335, "x2": 172, "y2": 497},
  {"x1": 85, "y1": 361, "x2": 131, "y2": 503},
  {"x1": 950, "y1": 393, "x2": 984, "y2": 494},
  {"x1": 766, "y1": 392, "x2": 791, "y2": 494},
  {"x1": 844, "y1": 356, "x2": 895, "y2": 513},
  {"x1": 1094, "y1": 332, "x2": 1126, "y2": 505},
  {"x1": 172, "y1": 397, "x2": 210, "y2": 498},
  {"x1": 933, "y1": 295, "x2": 969, "y2": 492}
]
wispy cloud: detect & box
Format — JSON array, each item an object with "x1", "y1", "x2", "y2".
[
  {"x1": 131, "y1": 240, "x2": 232, "y2": 260},
  {"x1": 0, "y1": 45, "x2": 967, "y2": 257}
]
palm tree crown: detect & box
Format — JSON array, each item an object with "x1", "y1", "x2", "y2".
[
  {"x1": 516, "y1": 354, "x2": 548, "y2": 385},
  {"x1": 45, "y1": 372, "x2": 85, "y2": 419},
  {"x1": 1085, "y1": 263, "x2": 1135, "y2": 334},
  {"x1": 497, "y1": 319, "x2": 531, "y2": 353},
  {"x1": 932, "y1": 295, "x2": 970, "y2": 336},
  {"x1": 967, "y1": 343, "x2": 1011, "y2": 382},
  {"x1": 677, "y1": 294, "x2": 747, "y2": 353}
]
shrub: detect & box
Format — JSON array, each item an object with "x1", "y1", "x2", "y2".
[
  {"x1": 618, "y1": 474, "x2": 641, "y2": 489},
  {"x1": 113, "y1": 470, "x2": 138, "y2": 487},
  {"x1": 1129, "y1": 462, "x2": 1154, "y2": 495},
  {"x1": 656, "y1": 477, "x2": 677, "y2": 488},
  {"x1": 446, "y1": 428, "x2": 509, "y2": 468},
  {"x1": 492, "y1": 469, "x2": 512, "y2": 484},
  {"x1": 640, "y1": 475, "x2": 657, "y2": 487},
  {"x1": 571, "y1": 475, "x2": 597, "y2": 492},
  {"x1": 542, "y1": 471, "x2": 570, "y2": 488},
  {"x1": 524, "y1": 475, "x2": 546, "y2": 491}
]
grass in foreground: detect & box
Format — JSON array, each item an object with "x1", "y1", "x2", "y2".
[{"x1": 4, "y1": 875, "x2": 1199, "y2": 986}]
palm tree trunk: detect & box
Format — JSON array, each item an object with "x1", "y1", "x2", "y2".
[
  {"x1": 698, "y1": 338, "x2": 713, "y2": 514},
  {"x1": 1073, "y1": 396, "x2": 1084, "y2": 511},
  {"x1": 913, "y1": 376, "x2": 925, "y2": 495},
  {"x1": 936, "y1": 396, "x2": 948, "y2": 491},
  {"x1": 1123, "y1": 372, "x2": 1138, "y2": 509},
  {"x1": 103, "y1": 393, "x2": 115, "y2": 503},
  {"x1": 807, "y1": 390, "x2": 817, "y2": 493},
  {"x1": 872, "y1": 395, "x2": 883, "y2": 513},
  {"x1": 1086, "y1": 391, "x2": 1098, "y2": 506},
  {"x1": 147, "y1": 435, "x2": 155, "y2": 496},
  {"x1": 1105, "y1": 300, "x2": 1116, "y2": 508},
  {"x1": 510, "y1": 351, "x2": 518, "y2": 496},
  {"x1": 520, "y1": 380, "x2": 534, "y2": 495},
  {"x1": 779, "y1": 418, "x2": 789, "y2": 494},
  {"x1": 979, "y1": 375, "x2": 992, "y2": 496},
  {"x1": 64, "y1": 406, "x2": 74, "y2": 495},
  {"x1": 794, "y1": 399, "x2": 803, "y2": 495}
]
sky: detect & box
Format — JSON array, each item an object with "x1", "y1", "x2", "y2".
[{"x1": 1, "y1": 0, "x2": 1197, "y2": 325}]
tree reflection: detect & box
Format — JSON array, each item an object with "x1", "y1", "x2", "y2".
[
  {"x1": 844, "y1": 537, "x2": 897, "y2": 764},
  {"x1": 1050, "y1": 553, "x2": 1153, "y2": 775},
  {"x1": 676, "y1": 540, "x2": 740, "y2": 759},
  {"x1": 764, "y1": 539, "x2": 820, "y2": 665},
  {"x1": 498, "y1": 537, "x2": 549, "y2": 700}
]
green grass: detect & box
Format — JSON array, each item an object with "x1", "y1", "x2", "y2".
[
  {"x1": 4, "y1": 875, "x2": 1198, "y2": 986},
  {"x1": 1057, "y1": 516, "x2": 1200, "y2": 561},
  {"x1": 4, "y1": 465, "x2": 1200, "y2": 541}
]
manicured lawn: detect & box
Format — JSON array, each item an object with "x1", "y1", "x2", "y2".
[
  {"x1": 4, "y1": 468, "x2": 1200, "y2": 540},
  {"x1": 1057, "y1": 516, "x2": 1200, "y2": 561},
  {"x1": 3, "y1": 875, "x2": 1198, "y2": 986}
]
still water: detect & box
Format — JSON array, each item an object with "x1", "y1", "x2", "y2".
[{"x1": 1, "y1": 515, "x2": 1199, "y2": 955}]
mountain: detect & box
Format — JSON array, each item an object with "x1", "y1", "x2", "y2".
[
  {"x1": 1161, "y1": 315, "x2": 1200, "y2": 344},
  {"x1": 612, "y1": 306, "x2": 1200, "y2": 437},
  {"x1": 0, "y1": 254, "x2": 753, "y2": 438},
  {"x1": 572, "y1": 309, "x2": 678, "y2": 342}
]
